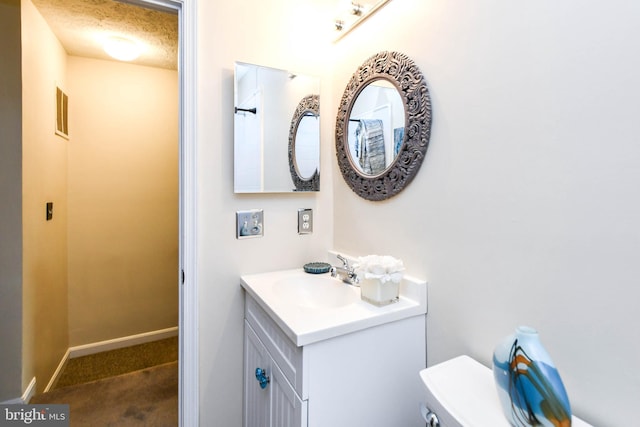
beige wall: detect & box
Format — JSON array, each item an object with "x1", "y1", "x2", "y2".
[
  {"x1": 67, "y1": 57, "x2": 179, "y2": 345},
  {"x1": 0, "y1": 0, "x2": 23, "y2": 402},
  {"x1": 21, "y1": 0, "x2": 69, "y2": 394}
]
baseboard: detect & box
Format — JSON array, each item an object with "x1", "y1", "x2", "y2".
[
  {"x1": 1, "y1": 377, "x2": 37, "y2": 404},
  {"x1": 68, "y1": 326, "x2": 178, "y2": 359},
  {"x1": 22, "y1": 377, "x2": 37, "y2": 403},
  {"x1": 44, "y1": 349, "x2": 70, "y2": 393}
]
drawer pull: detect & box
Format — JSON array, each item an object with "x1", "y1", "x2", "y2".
[{"x1": 255, "y1": 367, "x2": 270, "y2": 389}]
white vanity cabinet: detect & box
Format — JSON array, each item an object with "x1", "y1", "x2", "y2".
[{"x1": 243, "y1": 294, "x2": 426, "y2": 427}]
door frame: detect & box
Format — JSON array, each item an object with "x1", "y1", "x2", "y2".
[{"x1": 128, "y1": 0, "x2": 199, "y2": 425}]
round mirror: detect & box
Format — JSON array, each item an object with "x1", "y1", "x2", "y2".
[
  {"x1": 289, "y1": 94, "x2": 320, "y2": 191},
  {"x1": 335, "y1": 51, "x2": 432, "y2": 201}
]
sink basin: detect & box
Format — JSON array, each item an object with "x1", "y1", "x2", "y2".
[
  {"x1": 272, "y1": 274, "x2": 360, "y2": 309},
  {"x1": 241, "y1": 266, "x2": 428, "y2": 346}
]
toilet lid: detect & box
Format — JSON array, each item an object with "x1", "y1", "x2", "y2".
[
  {"x1": 419, "y1": 355, "x2": 593, "y2": 427},
  {"x1": 420, "y1": 355, "x2": 510, "y2": 427}
]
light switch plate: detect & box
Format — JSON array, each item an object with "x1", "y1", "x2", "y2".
[
  {"x1": 46, "y1": 202, "x2": 53, "y2": 221},
  {"x1": 236, "y1": 209, "x2": 264, "y2": 239},
  {"x1": 298, "y1": 208, "x2": 313, "y2": 234}
]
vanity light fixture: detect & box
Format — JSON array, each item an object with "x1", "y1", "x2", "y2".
[
  {"x1": 103, "y1": 36, "x2": 141, "y2": 62},
  {"x1": 351, "y1": 2, "x2": 364, "y2": 16},
  {"x1": 333, "y1": 0, "x2": 392, "y2": 41}
]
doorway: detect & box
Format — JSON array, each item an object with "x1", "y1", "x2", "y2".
[
  {"x1": 24, "y1": 0, "x2": 198, "y2": 424},
  {"x1": 112, "y1": 2, "x2": 199, "y2": 424}
]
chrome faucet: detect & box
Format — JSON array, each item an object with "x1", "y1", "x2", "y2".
[{"x1": 330, "y1": 254, "x2": 359, "y2": 285}]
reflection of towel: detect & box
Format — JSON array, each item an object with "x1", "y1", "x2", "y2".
[
  {"x1": 394, "y1": 127, "x2": 404, "y2": 156},
  {"x1": 355, "y1": 119, "x2": 385, "y2": 174}
]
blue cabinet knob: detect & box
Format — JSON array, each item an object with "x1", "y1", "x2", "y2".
[{"x1": 255, "y1": 367, "x2": 270, "y2": 389}]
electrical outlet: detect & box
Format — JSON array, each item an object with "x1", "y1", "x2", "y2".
[
  {"x1": 236, "y1": 209, "x2": 264, "y2": 239},
  {"x1": 298, "y1": 208, "x2": 313, "y2": 234}
]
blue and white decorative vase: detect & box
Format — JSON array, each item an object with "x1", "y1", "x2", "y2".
[{"x1": 492, "y1": 326, "x2": 572, "y2": 427}]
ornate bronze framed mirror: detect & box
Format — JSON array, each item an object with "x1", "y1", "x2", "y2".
[
  {"x1": 335, "y1": 51, "x2": 432, "y2": 201},
  {"x1": 288, "y1": 94, "x2": 320, "y2": 191}
]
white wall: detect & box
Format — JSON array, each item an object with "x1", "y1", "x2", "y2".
[
  {"x1": 195, "y1": 1, "x2": 335, "y2": 425},
  {"x1": 194, "y1": 1, "x2": 639, "y2": 425},
  {"x1": 331, "y1": 1, "x2": 640, "y2": 426}
]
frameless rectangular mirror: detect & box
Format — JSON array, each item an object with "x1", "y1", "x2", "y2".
[{"x1": 234, "y1": 62, "x2": 320, "y2": 193}]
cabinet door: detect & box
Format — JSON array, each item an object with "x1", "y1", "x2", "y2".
[
  {"x1": 245, "y1": 321, "x2": 308, "y2": 427},
  {"x1": 244, "y1": 322, "x2": 270, "y2": 427},
  {"x1": 270, "y1": 361, "x2": 308, "y2": 427}
]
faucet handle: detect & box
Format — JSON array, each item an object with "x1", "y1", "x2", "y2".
[
  {"x1": 330, "y1": 265, "x2": 338, "y2": 277},
  {"x1": 337, "y1": 254, "x2": 350, "y2": 268}
]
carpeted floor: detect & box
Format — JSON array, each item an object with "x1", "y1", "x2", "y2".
[
  {"x1": 32, "y1": 362, "x2": 178, "y2": 426},
  {"x1": 54, "y1": 336, "x2": 178, "y2": 389},
  {"x1": 30, "y1": 337, "x2": 179, "y2": 426}
]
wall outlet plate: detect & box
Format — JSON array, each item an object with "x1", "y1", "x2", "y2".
[
  {"x1": 298, "y1": 208, "x2": 313, "y2": 234},
  {"x1": 236, "y1": 209, "x2": 264, "y2": 239}
]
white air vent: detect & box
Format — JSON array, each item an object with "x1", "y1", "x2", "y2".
[{"x1": 55, "y1": 86, "x2": 69, "y2": 139}]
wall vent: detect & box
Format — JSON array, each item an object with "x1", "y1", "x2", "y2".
[{"x1": 55, "y1": 86, "x2": 69, "y2": 139}]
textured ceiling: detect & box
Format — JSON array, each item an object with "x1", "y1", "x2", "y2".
[{"x1": 31, "y1": 0, "x2": 178, "y2": 70}]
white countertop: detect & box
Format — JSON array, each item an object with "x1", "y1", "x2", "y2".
[{"x1": 240, "y1": 268, "x2": 428, "y2": 346}]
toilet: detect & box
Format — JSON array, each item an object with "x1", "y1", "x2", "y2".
[{"x1": 419, "y1": 355, "x2": 592, "y2": 427}]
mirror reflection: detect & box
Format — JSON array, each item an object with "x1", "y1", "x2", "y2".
[
  {"x1": 346, "y1": 79, "x2": 404, "y2": 176},
  {"x1": 234, "y1": 62, "x2": 320, "y2": 193},
  {"x1": 288, "y1": 94, "x2": 320, "y2": 191},
  {"x1": 295, "y1": 114, "x2": 320, "y2": 179}
]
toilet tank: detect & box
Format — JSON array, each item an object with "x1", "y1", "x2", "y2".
[{"x1": 419, "y1": 355, "x2": 593, "y2": 427}]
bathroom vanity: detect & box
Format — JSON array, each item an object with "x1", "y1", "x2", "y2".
[{"x1": 241, "y1": 268, "x2": 428, "y2": 427}]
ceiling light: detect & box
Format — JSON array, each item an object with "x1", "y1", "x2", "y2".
[
  {"x1": 103, "y1": 36, "x2": 141, "y2": 61},
  {"x1": 334, "y1": 0, "x2": 392, "y2": 41}
]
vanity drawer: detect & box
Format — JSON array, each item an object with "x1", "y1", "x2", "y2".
[{"x1": 245, "y1": 296, "x2": 306, "y2": 398}]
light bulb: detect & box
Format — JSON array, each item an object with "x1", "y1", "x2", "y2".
[{"x1": 103, "y1": 36, "x2": 141, "y2": 61}]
